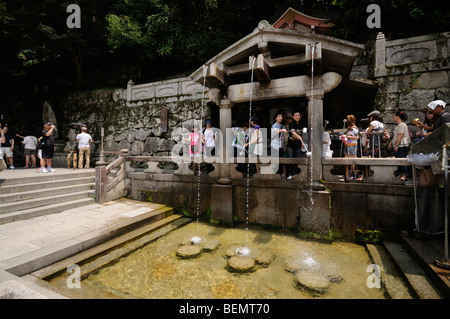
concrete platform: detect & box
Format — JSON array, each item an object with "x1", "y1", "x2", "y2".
[
  {"x1": 0, "y1": 167, "x2": 95, "y2": 185},
  {"x1": 0, "y1": 196, "x2": 182, "y2": 298}
]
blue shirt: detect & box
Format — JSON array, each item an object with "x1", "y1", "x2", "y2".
[{"x1": 271, "y1": 122, "x2": 284, "y2": 150}]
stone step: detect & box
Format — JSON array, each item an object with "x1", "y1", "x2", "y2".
[
  {"x1": 0, "y1": 176, "x2": 95, "y2": 195},
  {"x1": 0, "y1": 171, "x2": 95, "y2": 186},
  {"x1": 383, "y1": 241, "x2": 444, "y2": 299},
  {"x1": 1, "y1": 204, "x2": 180, "y2": 276},
  {"x1": 0, "y1": 190, "x2": 94, "y2": 215},
  {"x1": 399, "y1": 232, "x2": 450, "y2": 299},
  {"x1": 31, "y1": 215, "x2": 190, "y2": 282},
  {"x1": 0, "y1": 198, "x2": 96, "y2": 224},
  {"x1": 0, "y1": 183, "x2": 94, "y2": 204}
]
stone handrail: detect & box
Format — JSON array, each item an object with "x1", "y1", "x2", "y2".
[
  {"x1": 125, "y1": 155, "x2": 311, "y2": 182},
  {"x1": 322, "y1": 157, "x2": 412, "y2": 184},
  {"x1": 95, "y1": 152, "x2": 415, "y2": 203},
  {"x1": 95, "y1": 149, "x2": 129, "y2": 204},
  {"x1": 126, "y1": 77, "x2": 205, "y2": 105}
]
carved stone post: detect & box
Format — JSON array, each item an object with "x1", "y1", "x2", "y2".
[
  {"x1": 307, "y1": 93, "x2": 324, "y2": 189},
  {"x1": 95, "y1": 160, "x2": 107, "y2": 204},
  {"x1": 211, "y1": 99, "x2": 234, "y2": 225},
  {"x1": 374, "y1": 32, "x2": 386, "y2": 77},
  {"x1": 217, "y1": 99, "x2": 233, "y2": 185},
  {"x1": 127, "y1": 79, "x2": 134, "y2": 103}
]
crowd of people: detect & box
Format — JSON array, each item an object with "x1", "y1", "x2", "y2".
[
  {"x1": 1, "y1": 99, "x2": 448, "y2": 180},
  {"x1": 180, "y1": 99, "x2": 449, "y2": 181},
  {"x1": 0, "y1": 121, "x2": 93, "y2": 173},
  {"x1": 338, "y1": 100, "x2": 449, "y2": 182}
]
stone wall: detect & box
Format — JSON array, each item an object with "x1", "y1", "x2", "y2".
[
  {"x1": 125, "y1": 171, "x2": 331, "y2": 234},
  {"x1": 59, "y1": 77, "x2": 209, "y2": 164},
  {"x1": 352, "y1": 32, "x2": 450, "y2": 135},
  {"x1": 326, "y1": 182, "x2": 415, "y2": 236},
  {"x1": 57, "y1": 32, "x2": 449, "y2": 166}
]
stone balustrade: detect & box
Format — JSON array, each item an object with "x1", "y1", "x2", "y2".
[
  {"x1": 126, "y1": 77, "x2": 205, "y2": 106},
  {"x1": 127, "y1": 156, "x2": 414, "y2": 185},
  {"x1": 322, "y1": 157, "x2": 412, "y2": 184},
  {"x1": 95, "y1": 150, "x2": 416, "y2": 204},
  {"x1": 124, "y1": 155, "x2": 310, "y2": 183}
]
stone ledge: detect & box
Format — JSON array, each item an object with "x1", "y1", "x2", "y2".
[{"x1": 0, "y1": 269, "x2": 67, "y2": 299}]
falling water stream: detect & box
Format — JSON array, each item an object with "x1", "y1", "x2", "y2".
[
  {"x1": 307, "y1": 44, "x2": 316, "y2": 207},
  {"x1": 238, "y1": 56, "x2": 257, "y2": 257},
  {"x1": 190, "y1": 64, "x2": 209, "y2": 245}
]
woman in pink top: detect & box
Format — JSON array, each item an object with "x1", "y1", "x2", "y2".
[{"x1": 185, "y1": 125, "x2": 204, "y2": 175}]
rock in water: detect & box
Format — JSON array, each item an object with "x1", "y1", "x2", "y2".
[
  {"x1": 294, "y1": 271, "x2": 331, "y2": 294},
  {"x1": 283, "y1": 260, "x2": 300, "y2": 274},
  {"x1": 180, "y1": 238, "x2": 193, "y2": 246},
  {"x1": 202, "y1": 239, "x2": 220, "y2": 252},
  {"x1": 224, "y1": 247, "x2": 238, "y2": 258},
  {"x1": 176, "y1": 245, "x2": 202, "y2": 259},
  {"x1": 227, "y1": 256, "x2": 255, "y2": 273},
  {"x1": 255, "y1": 252, "x2": 273, "y2": 266}
]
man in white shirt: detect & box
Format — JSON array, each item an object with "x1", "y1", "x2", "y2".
[
  {"x1": 22, "y1": 134, "x2": 38, "y2": 168},
  {"x1": 76, "y1": 127, "x2": 93, "y2": 169}
]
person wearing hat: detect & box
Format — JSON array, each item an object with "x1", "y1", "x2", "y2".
[
  {"x1": 39, "y1": 121, "x2": 56, "y2": 173},
  {"x1": 367, "y1": 110, "x2": 380, "y2": 118},
  {"x1": 0, "y1": 124, "x2": 15, "y2": 169},
  {"x1": 363, "y1": 111, "x2": 386, "y2": 157},
  {"x1": 427, "y1": 100, "x2": 449, "y2": 131},
  {"x1": 286, "y1": 113, "x2": 294, "y2": 127},
  {"x1": 76, "y1": 126, "x2": 93, "y2": 169}
]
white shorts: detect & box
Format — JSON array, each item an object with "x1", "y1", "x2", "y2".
[
  {"x1": 38, "y1": 149, "x2": 42, "y2": 159},
  {"x1": 1, "y1": 147, "x2": 13, "y2": 158}
]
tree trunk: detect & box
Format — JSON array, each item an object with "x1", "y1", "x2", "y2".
[{"x1": 64, "y1": 43, "x2": 83, "y2": 86}]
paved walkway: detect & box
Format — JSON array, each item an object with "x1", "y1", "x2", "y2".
[
  {"x1": 0, "y1": 168, "x2": 178, "y2": 298},
  {"x1": 0, "y1": 167, "x2": 95, "y2": 181},
  {"x1": 0, "y1": 198, "x2": 177, "y2": 297}
]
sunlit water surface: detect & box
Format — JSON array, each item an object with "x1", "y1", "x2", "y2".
[{"x1": 48, "y1": 222, "x2": 403, "y2": 299}]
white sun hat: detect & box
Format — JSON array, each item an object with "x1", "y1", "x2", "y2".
[{"x1": 427, "y1": 100, "x2": 447, "y2": 110}]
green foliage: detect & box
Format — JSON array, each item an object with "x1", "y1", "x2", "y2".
[
  {"x1": 321, "y1": 0, "x2": 450, "y2": 42},
  {"x1": 297, "y1": 229, "x2": 335, "y2": 242},
  {"x1": 355, "y1": 228, "x2": 384, "y2": 244},
  {"x1": 1, "y1": 0, "x2": 448, "y2": 93},
  {"x1": 106, "y1": 14, "x2": 144, "y2": 50}
]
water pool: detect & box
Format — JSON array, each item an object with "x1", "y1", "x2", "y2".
[{"x1": 46, "y1": 220, "x2": 412, "y2": 299}]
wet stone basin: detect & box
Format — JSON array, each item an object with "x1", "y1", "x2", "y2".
[{"x1": 47, "y1": 221, "x2": 407, "y2": 299}]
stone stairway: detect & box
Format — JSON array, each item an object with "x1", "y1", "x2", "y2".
[
  {"x1": 382, "y1": 234, "x2": 450, "y2": 299},
  {"x1": 0, "y1": 170, "x2": 96, "y2": 224},
  {"x1": 0, "y1": 199, "x2": 184, "y2": 277}
]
